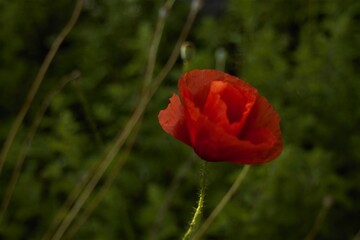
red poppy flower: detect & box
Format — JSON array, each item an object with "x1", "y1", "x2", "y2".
[{"x1": 158, "y1": 69, "x2": 283, "y2": 164}]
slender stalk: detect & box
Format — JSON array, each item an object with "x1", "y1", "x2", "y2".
[
  {"x1": 44, "y1": 1, "x2": 198, "y2": 240},
  {"x1": 192, "y1": 165, "x2": 251, "y2": 240},
  {"x1": 62, "y1": 121, "x2": 140, "y2": 240},
  {"x1": 0, "y1": 72, "x2": 79, "y2": 222},
  {"x1": 149, "y1": 41, "x2": 196, "y2": 239},
  {"x1": 46, "y1": 2, "x2": 200, "y2": 239},
  {"x1": 151, "y1": 1, "x2": 200, "y2": 96},
  {"x1": 0, "y1": 0, "x2": 83, "y2": 175},
  {"x1": 43, "y1": 0, "x2": 174, "y2": 238},
  {"x1": 42, "y1": 175, "x2": 89, "y2": 240},
  {"x1": 49, "y1": 94, "x2": 149, "y2": 240},
  {"x1": 182, "y1": 161, "x2": 208, "y2": 240},
  {"x1": 143, "y1": 0, "x2": 176, "y2": 90},
  {"x1": 41, "y1": 155, "x2": 101, "y2": 240},
  {"x1": 305, "y1": 195, "x2": 333, "y2": 240},
  {"x1": 354, "y1": 229, "x2": 360, "y2": 240}
]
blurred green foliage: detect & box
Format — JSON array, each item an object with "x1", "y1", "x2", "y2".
[{"x1": 0, "y1": 0, "x2": 359, "y2": 239}]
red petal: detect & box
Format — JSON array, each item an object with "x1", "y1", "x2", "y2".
[
  {"x1": 241, "y1": 97, "x2": 282, "y2": 143},
  {"x1": 190, "y1": 115, "x2": 281, "y2": 164},
  {"x1": 202, "y1": 81, "x2": 257, "y2": 135},
  {"x1": 182, "y1": 96, "x2": 282, "y2": 164},
  {"x1": 158, "y1": 94, "x2": 191, "y2": 145},
  {"x1": 239, "y1": 96, "x2": 283, "y2": 162},
  {"x1": 178, "y1": 69, "x2": 257, "y2": 109},
  {"x1": 202, "y1": 81, "x2": 230, "y2": 132},
  {"x1": 174, "y1": 69, "x2": 282, "y2": 164}
]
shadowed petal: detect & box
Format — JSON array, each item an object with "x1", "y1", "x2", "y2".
[
  {"x1": 190, "y1": 114, "x2": 281, "y2": 164},
  {"x1": 158, "y1": 94, "x2": 191, "y2": 145},
  {"x1": 240, "y1": 96, "x2": 282, "y2": 146}
]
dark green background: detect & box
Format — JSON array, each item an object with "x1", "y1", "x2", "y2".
[{"x1": 0, "y1": 0, "x2": 359, "y2": 239}]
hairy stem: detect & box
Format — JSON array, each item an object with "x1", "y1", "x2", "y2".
[
  {"x1": 192, "y1": 165, "x2": 251, "y2": 240},
  {"x1": 182, "y1": 161, "x2": 208, "y2": 240}
]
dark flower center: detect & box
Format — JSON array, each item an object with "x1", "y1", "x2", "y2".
[{"x1": 202, "y1": 81, "x2": 257, "y2": 135}]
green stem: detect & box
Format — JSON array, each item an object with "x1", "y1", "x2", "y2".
[
  {"x1": 192, "y1": 165, "x2": 251, "y2": 240},
  {"x1": 182, "y1": 161, "x2": 208, "y2": 240}
]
